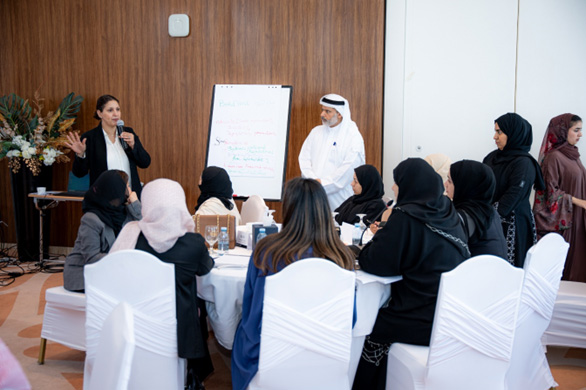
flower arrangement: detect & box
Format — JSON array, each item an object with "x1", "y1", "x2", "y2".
[{"x1": 0, "y1": 90, "x2": 83, "y2": 175}]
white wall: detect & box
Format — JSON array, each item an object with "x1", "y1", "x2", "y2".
[
  {"x1": 383, "y1": 0, "x2": 586, "y2": 195},
  {"x1": 516, "y1": 0, "x2": 586, "y2": 166}
]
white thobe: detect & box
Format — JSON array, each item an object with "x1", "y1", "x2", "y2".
[{"x1": 298, "y1": 120, "x2": 365, "y2": 210}]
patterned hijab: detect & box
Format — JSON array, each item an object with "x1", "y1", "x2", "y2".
[
  {"x1": 196, "y1": 166, "x2": 235, "y2": 211},
  {"x1": 538, "y1": 113, "x2": 581, "y2": 164},
  {"x1": 82, "y1": 170, "x2": 128, "y2": 235},
  {"x1": 111, "y1": 179, "x2": 195, "y2": 253}
]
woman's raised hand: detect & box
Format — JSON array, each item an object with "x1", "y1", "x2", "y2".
[{"x1": 65, "y1": 131, "x2": 87, "y2": 157}]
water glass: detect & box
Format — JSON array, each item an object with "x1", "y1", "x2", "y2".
[{"x1": 205, "y1": 225, "x2": 219, "y2": 255}]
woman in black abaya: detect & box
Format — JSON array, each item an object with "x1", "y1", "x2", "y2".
[
  {"x1": 334, "y1": 164, "x2": 386, "y2": 225},
  {"x1": 483, "y1": 113, "x2": 545, "y2": 267},
  {"x1": 352, "y1": 158, "x2": 469, "y2": 390}
]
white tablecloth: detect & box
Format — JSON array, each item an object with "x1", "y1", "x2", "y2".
[{"x1": 196, "y1": 247, "x2": 401, "y2": 384}]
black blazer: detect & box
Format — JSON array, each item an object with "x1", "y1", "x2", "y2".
[{"x1": 72, "y1": 125, "x2": 151, "y2": 197}]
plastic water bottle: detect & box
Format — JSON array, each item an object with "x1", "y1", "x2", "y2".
[
  {"x1": 352, "y1": 223, "x2": 362, "y2": 246},
  {"x1": 256, "y1": 228, "x2": 267, "y2": 244},
  {"x1": 218, "y1": 227, "x2": 229, "y2": 256}
]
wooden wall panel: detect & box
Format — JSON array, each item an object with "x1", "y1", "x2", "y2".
[{"x1": 0, "y1": 0, "x2": 385, "y2": 247}]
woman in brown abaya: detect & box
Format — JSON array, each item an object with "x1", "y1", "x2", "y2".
[{"x1": 533, "y1": 113, "x2": 586, "y2": 282}]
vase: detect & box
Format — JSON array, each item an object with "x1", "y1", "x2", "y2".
[{"x1": 9, "y1": 165, "x2": 53, "y2": 262}]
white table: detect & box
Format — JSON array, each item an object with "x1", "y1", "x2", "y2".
[{"x1": 197, "y1": 247, "x2": 401, "y2": 384}]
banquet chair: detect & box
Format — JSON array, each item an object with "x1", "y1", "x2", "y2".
[
  {"x1": 248, "y1": 258, "x2": 356, "y2": 390},
  {"x1": 543, "y1": 280, "x2": 586, "y2": 349},
  {"x1": 38, "y1": 286, "x2": 86, "y2": 364},
  {"x1": 240, "y1": 195, "x2": 267, "y2": 224},
  {"x1": 87, "y1": 302, "x2": 135, "y2": 390},
  {"x1": 506, "y1": 233, "x2": 568, "y2": 389},
  {"x1": 84, "y1": 249, "x2": 184, "y2": 390},
  {"x1": 386, "y1": 255, "x2": 524, "y2": 390}
]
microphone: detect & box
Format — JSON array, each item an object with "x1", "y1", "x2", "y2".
[
  {"x1": 360, "y1": 199, "x2": 394, "y2": 245},
  {"x1": 117, "y1": 119, "x2": 128, "y2": 149},
  {"x1": 365, "y1": 199, "x2": 394, "y2": 226}
]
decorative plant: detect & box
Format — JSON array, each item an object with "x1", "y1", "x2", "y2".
[{"x1": 0, "y1": 90, "x2": 83, "y2": 175}]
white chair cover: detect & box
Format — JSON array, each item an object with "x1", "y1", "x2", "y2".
[
  {"x1": 87, "y1": 302, "x2": 135, "y2": 390},
  {"x1": 543, "y1": 280, "x2": 586, "y2": 349},
  {"x1": 39, "y1": 286, "x2": 86, "y2": 363},
  {"x1": 240, "y1": 195, "x2": 267, "y2": 224},
  {"x1": 506, "y1": 233, "x2": 568, "y2": 390},
  {"x1": 84, "y1": 250, "x2": 184, "y2": 390},
  {"x1": 387, "y1": 255, "x2": 524, "y2": 390},
  {"x1": 249, "y1": 258, "x2": 356, "y2": 390}
]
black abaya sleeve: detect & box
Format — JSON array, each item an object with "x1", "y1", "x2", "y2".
[{"x1": 494, "y1": 158, "x2": 536, "y2": 218}]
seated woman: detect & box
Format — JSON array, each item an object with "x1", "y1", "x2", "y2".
[
  {"x1": 334, "y1": 164, "x2": 386, "y2": 225},
  {"x1": 111, "y1": 178, "x2": 214, "y2": 388},
  {"x1": 231, "y1": 177, "x2": 355, "y2": 390},
  {"x1": 445, "y1": 160, "x2": 508, "y2": 258},
  {"x1": 64, "y1": 170, "x2": 141, "y2": 292},
  {"x1": 352, "y1": 158, "x2": 469, "y2": 390},
  {"x1": 194, "y1": 166, "x2": 242, "y2": 225}
]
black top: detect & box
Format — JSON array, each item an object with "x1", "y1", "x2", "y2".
[
  {"x1": 359, "y1": 209, "x2": 468, "y2": 345},
  {"x1": 459, "y1": 209, "x2": 508, "y2": 259},
  {"x1": 72, "y1": 125, "x2": 151, "y2": 198},
  {"x1": 135, "y1": 232, "x2": 213, "y2": 359}
]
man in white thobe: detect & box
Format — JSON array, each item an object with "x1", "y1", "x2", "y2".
[{"x1": 298, "y1": 94, "x2": 366, "y2": 210}]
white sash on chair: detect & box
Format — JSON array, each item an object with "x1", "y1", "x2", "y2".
[
  {"x1": 258, "y1": 290, "x2": 353, "y2": 371},
  {"x1": 428, "y1": 291, "x2": 518, "y2": 366}
]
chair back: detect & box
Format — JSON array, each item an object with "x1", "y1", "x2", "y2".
[
  {"x1": 506, "y1": 233, "x2": 568, "y2": 389},
  {"x1": 87, "y1": 302, "x2": 135, "y2": 390},
  {"x1": 425, "y1": 255, "x2": 524, "y2": 390},
  {"x1": 84, "y1": 250, "x2": 184, "y2": 390},
  {"x1": 249, "y1": 258, "x2": 356, "y2": 390},
  {"x1": 240, "y1": 195, "x2": 267, "y2": 224}
]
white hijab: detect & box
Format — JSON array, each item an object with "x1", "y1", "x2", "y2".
[{"x1": 111, "y1": 178, "x2": 195, "y2": 253}]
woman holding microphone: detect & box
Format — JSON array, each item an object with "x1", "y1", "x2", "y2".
[{"x1": 65, "y1": 95, "x2": 151, "y2": 197}]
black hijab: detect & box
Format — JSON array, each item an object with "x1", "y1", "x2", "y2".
[
  {"x1": 353, "y1": 165, "x2": 385, "y2": 203},
  {"x1": 451, "y1": 160, "x2": 495, "y2": 238},
  {"x1": 82, "y1": 170, "x2": 128, "y2": 235},
  {"x1": 334, "y1": 165, "x2": 385, "y2": 224},
  {"x1": 196, "y1": 166, "x2": 235, "y2": 211},
  {"x1": 487, "y1": 113, "x2": 545, "y2": 190},
  {"x1": 394, "y1": 158, "x2": 468, "y2": 255}
]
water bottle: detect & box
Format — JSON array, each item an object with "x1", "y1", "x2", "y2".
[
  {"x1": 256, "y1": 228, "x2": 267, "y2": 244},
  {"x1": 352, "y1": 223, "x2": 362, "y2": 246},
  {"x1": 218, "y1": 227, "x2": 229, "y2": 256}
]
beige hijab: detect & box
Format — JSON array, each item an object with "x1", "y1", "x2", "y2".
[
  {"x1": 111, "y1": 178, "x2": 195, "y2": 253},
  {"x1": 424, "y1": 153, "x2": 452, "y2": 184}
]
